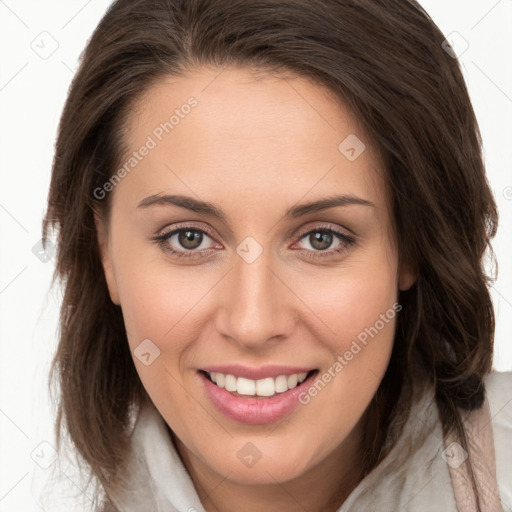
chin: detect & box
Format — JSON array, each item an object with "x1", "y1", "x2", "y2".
[
  {"x1": 221, "y1": 459, "x2": 309, "y2": 485},
  {"x1": 203, "y1": 441, "x2": 314, "y2": 485}
]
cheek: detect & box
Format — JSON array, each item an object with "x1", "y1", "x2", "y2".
[
  {"x1": 114, "y1": 264, "x2": 209, "y2": 420},
  {"x1": 291, "y1": 246, "x2": 399, "y2": 354},
  {"x1": 290, "y1": 242, "x2": 399, "y2": 414},
  {"x1": 294, "y1": 298, "x2": 398, "y2": 466},
  {"x1": 113, "y1": 244, "x2": 225, "y2": 375},
  {"x1": 117, "y1": 267, "x2": 205, "y2": 350}
]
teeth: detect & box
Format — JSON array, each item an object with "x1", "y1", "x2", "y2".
[
  {"x1": 275, "y1": 375, "x2": 288, "y2": 393},
  {"x1": 287, "y1": 374, "x2": 298, "y2": 388},
  {"x1": 215, "y1": 372, "x2": 225, "y2": 388},
  {"x1": 225, "y1": 374, "x2": 237, "y2": 392},
  {"x1": 207, "y1": 371, "x2": 311, "y2": 397},
  {"x1": 237, "y1": 377, "x2": 256, "y2": 396},
  {"x1": 298, "y1": 372, "x2": 308, "y2": 383},
  {"x1": 256, "y1": 377, "x2": 275, "y2": 397}
]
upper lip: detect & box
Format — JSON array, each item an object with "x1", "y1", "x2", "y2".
[{"x1": 201, "y1": 365, "x2": 315, "y2": 380}]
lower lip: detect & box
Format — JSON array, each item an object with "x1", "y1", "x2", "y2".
[{"x1": 200, "y1": 371, "x2": 317, "y2": 425}]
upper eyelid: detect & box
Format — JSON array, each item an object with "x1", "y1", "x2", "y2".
[
  {"x1": 159, "y1": 222, "x2": 215, "y2": 238},
  {"x1": 295, "y1": 224, "x2": 353, "y2": 238},
  {"x1": 156, "y1": 221, "x2": 221, "y2": 243}
]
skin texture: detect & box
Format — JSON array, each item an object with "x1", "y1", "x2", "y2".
[{"x1": 96, "y1": 65, "x2": 415, "y2": 512}]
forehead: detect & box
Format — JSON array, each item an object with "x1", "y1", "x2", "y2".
[{"x1": 115, "y1": 66, "x2": 388, "y2": 214}]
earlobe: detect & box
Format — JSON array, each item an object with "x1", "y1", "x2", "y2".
[
  {"x1": 94, "y1": 210, "x2": 121, "y2": 305},
  {"x1": 398, "y1": 264, "x2": 417, "y2": 291}
]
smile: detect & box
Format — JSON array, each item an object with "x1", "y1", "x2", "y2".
[
  {"x1": 206, "y1": 371, "x2": 310, "y2": 397},
  {"x1": 199, "y1": 367, "x2": 319, "y2": 424}
]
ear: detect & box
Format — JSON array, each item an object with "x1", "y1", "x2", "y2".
[
  {"x1": 398, "y1": 262, "x2": 417, "y2": 291},
  {"x1": 94, "y1": 209, "x2": 121, "y2": 305}
]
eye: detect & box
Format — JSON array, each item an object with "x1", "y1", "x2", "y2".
[
  {"x1": 292, "y1": 225, "x2": 356, "y2": 258},
  {"x1": 153, "y1": 224, "x2": 221, "y2": 259}
]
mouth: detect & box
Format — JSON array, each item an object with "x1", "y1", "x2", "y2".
[
  {"x1": 201, "y1": 369, "x2": 317, "y2": 398},
  {"x1": 199, "y1": 367, "x2": 319, "y2": 424}
]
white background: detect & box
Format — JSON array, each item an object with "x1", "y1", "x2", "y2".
[{"x1": 0, "y1": 1, "x2": 511, "y2": 510}]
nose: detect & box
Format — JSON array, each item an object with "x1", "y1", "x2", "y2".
[{"x1": 214, "y1": 247, "x2": 295, "y2": 350}]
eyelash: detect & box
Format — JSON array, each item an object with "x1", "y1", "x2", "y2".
[{"x1": 152, "y1": 223, "x2": 357, "y2": 260}]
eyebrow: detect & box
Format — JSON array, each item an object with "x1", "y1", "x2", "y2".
[{"x1": 137, "y1": 193, "x2": 375, "y2": 219}]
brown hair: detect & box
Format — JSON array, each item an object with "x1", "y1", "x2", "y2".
[{"x1": 43, "y1": 0, "x2": 498, "y2": 509}]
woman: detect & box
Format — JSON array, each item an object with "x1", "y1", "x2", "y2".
[{"x1": 43, "y1": 0, "x2": 512, "y2": 510}]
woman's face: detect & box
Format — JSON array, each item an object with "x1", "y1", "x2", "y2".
[{"x1": 97, "y1": 66, "x2": 413, "y2": 486}]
